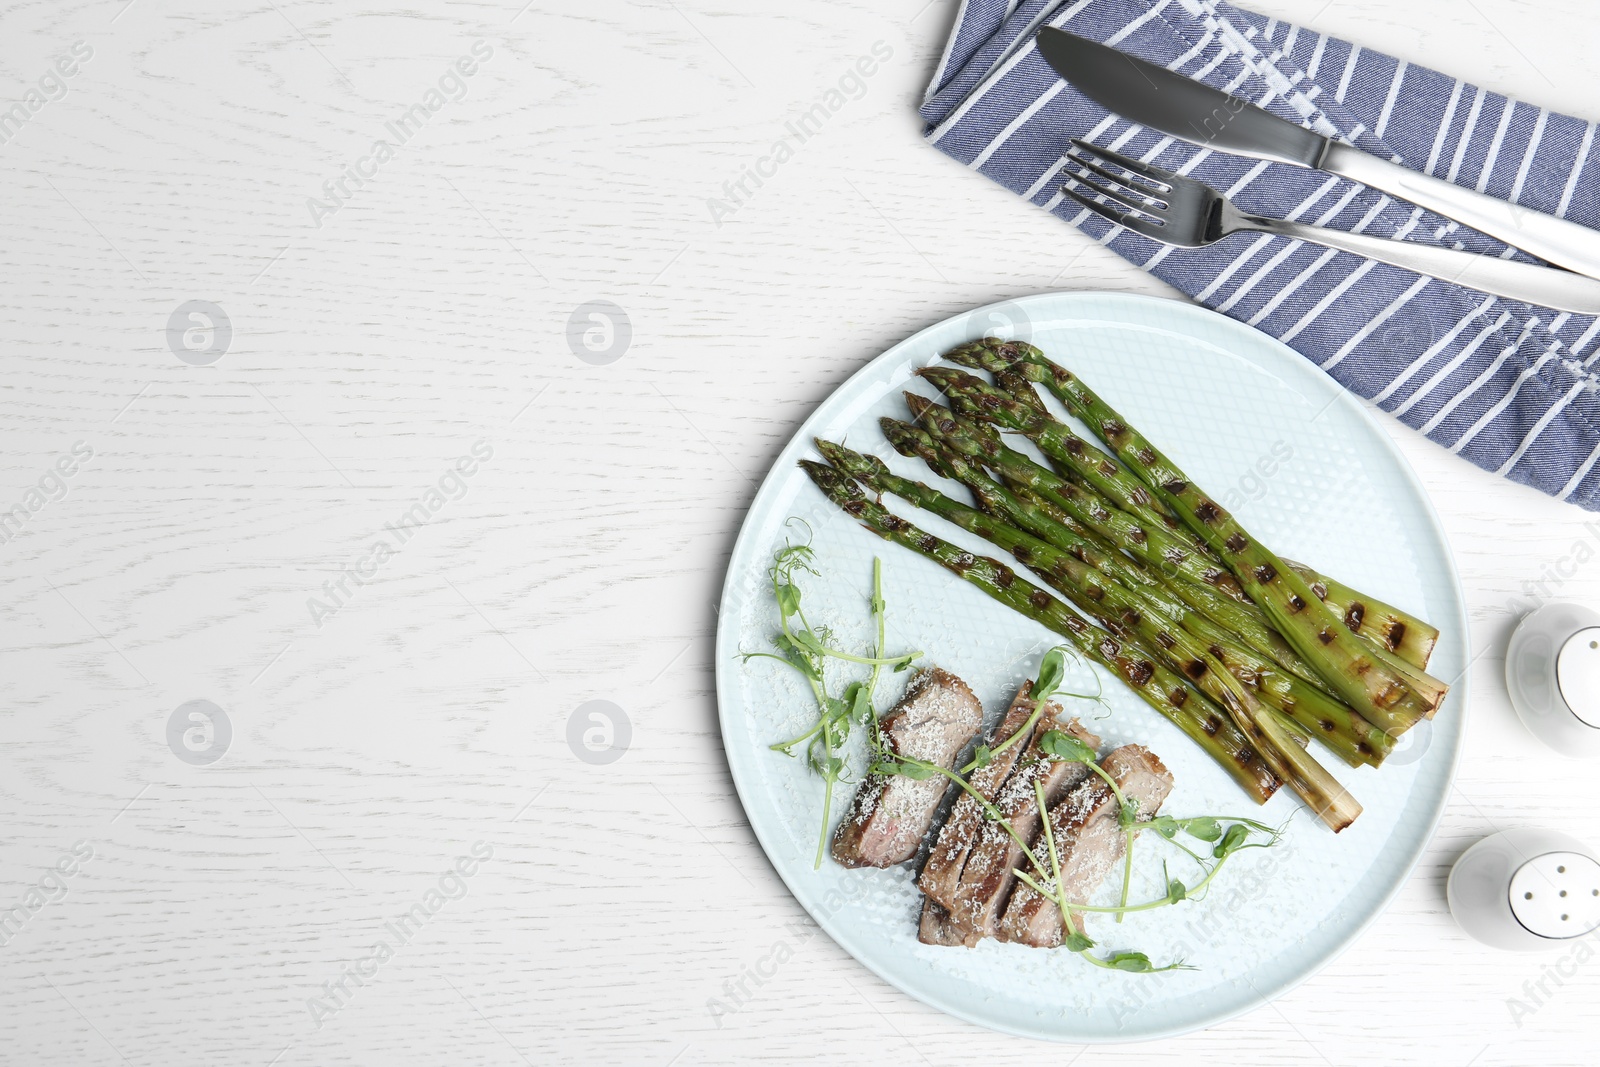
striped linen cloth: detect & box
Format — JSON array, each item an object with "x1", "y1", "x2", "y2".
[{"x1": 923, "y1": 0, "x2": 1600, "y2": 509}]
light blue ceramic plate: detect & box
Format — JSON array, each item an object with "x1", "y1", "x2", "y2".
[{"x1": 714, "y1": 292, "x2": 1468, "y2": 1042}]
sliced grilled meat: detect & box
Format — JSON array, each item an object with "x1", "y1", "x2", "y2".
[
  {"x1": 917, "y1": 897, "x2": 967, "y2": 947},
  {"x1": 996, "y1": 744, "x2": 1174, "y2": 947},
  {"x1": 918, "y1": 682, "x2": 1044, "y2": 909},
  {"x1": 936, "y1": 717, "x2": 1101, "y2": 945},
  {"x1": 831, "y1": 666, "x2": 982, "y2": 868}
]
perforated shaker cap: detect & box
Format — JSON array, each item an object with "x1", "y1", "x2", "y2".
[{"x1": 1508, "y1": 851, "x2": 1600, "y2": 939}]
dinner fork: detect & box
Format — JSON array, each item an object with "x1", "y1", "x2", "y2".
[{"x1": 1060, "y1": 140, "x2": 1600, "y2": 315}]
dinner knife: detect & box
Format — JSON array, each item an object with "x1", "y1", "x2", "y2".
[{"x1": 1036, "y1": 28, "x2": 1600, "y2": 281}]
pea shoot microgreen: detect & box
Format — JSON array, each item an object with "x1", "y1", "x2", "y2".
[
  {"x1": 747, "y1": 561, "x2": 1290, "y2": 968},
  {"x1": 918, "y1": 650, "x2": 1287, "y2": 972},
  {"x1": 1011, "y1": 724, "x2": 1288, "y2": 970},
  {"x1": 740, "y1": 524, "x2": 922, "y2": 868}
]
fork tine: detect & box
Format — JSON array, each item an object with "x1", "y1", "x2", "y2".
[
  {"x1": 1060, "y1": 169, "x2": 1156, "y2": 217},
  {"x1": 1062, "y1": 154, "x2": 1169, "y2": 208},
  {"x1": 1059, "y1": 183, "x2": 1126, "y2": 222},
  {"x1": 1060, "y1": 182, "x2": 1165, "y2": 238},
  {"x1": 1056, "y1": 182, "x2": 1158, "y2": 231},
  {"x1": 1068, "y1": 139, "x2": 1177, "y2": 190}
]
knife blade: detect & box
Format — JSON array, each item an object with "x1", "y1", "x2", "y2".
[{"x1": 1036, "y1": 27, "x2": 1600, "y2": 282}]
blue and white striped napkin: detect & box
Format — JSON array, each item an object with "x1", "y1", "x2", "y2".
[{"x1": 923, "y1": 0, "x2": 1600, "y2": 509}]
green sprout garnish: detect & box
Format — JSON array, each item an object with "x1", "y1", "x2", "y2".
[
  {"x1": 881, "y1": 647, "x2": 1286, "y2": 969},
  {"x1": 740, "y1": 523, "x2": 921, "y2": 868}
]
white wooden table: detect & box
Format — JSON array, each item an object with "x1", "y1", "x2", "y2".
[{"x1": 2, "y1": 1, "x2": 1597, "y2": 1064}]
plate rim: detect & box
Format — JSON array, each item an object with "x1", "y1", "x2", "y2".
[{"x1": 713, "y1": 290, "x2": 1471, "y2": 1043}]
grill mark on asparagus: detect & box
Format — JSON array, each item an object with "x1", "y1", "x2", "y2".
[{"x1": 1386, "y1": 622, "x2": 1406, "y2": 651}]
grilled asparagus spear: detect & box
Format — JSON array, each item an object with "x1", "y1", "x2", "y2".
[
  {"x1": 943, "y1": 338, "x2": 1441, "y2": 670},
  {"x1": 939, "y1": 352, "x2": 1439, "y2": 732},
  {"x1": 840, "y1": 430, "x2": 1389, "y2": 769},
  {"x1": 903, "y1": 393, "x2": 1356, "y2": 697},
  {"x1": 798, "y1": 459, "x2": 1281, "y2": 804},
  {"x1": 987, "y1": 353, "x2": 1450, "y2": 713},
  {"x1": 902, "y1": 390, "x2": 1244, "y2": 602},
  {"x1": 1283, "y1": 561, "x2": 1439, "y2": 678}
]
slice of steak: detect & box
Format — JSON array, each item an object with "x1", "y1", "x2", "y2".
[
  {"x1": 917, "y1": 897, "x2": 967, "y2": 947},
  {"x1": 938, "y1": 716, "x2": 1102, "y2": 945},
  {"x1": 831, "y1": 666, "x2": 983, "y2": 869},
  {"x1": 996, "y1": 744, "x2": 1175, "y2": 948},
  {"x1": 917, "y1": 682, "x2": 1044, "y2": 910}
]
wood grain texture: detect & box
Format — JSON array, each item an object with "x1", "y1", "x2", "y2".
[{"x1": 0, "y1": 0, "x2": 1597, "y2": 1063}]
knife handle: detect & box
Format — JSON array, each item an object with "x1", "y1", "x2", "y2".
[
  {"x1": 1321, "y1": 142, "x2": 1600, "y2": 283},
  {"x1": 1251, "y1": 214, "x2": 1600, "y2": 314}
]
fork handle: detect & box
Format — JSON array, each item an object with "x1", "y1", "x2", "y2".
[{"x1": 1251, "y1": 215, "x2": 1600, "y2": 315}]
